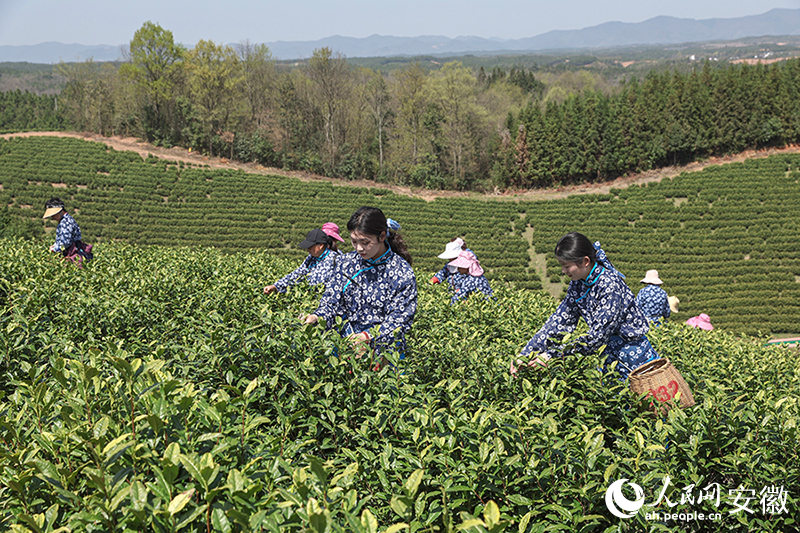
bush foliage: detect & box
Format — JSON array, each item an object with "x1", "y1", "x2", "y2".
[
  {"x1": 2, "y1": 135, "x2": 800, "y2": 334},
  {"x1": 0, "y1": 240, "x2": 797, "y2": 532}
]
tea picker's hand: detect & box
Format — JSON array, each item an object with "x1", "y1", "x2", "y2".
[
  {"x1": 347, "y1": 331, "x2": 370, "y2": 357},
  {"x1": 300, "y1": 314, "x2": 319, "y2": 325},
  {"x1": 510, "y1": 353, "x2": 550, "y2": 375},
  {"x1": 263, "y1": 285, "x2": 278, "y2": 295}
]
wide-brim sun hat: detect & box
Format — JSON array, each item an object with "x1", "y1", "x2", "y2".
[
  {"x1": 438, "y1": 238, "x2": 464, "y2": 259},
  {"x1": 43, "y1": 207, "x2": 63, "y2": 219},
  {"x1": 686, "y1": 313, "x2": 713, "y2": 330},
  {"x1": 447, "y1": 250, "x2": 484, "y2": 277},
  {"x1": 322, "y1": 222, "x2": 344, "y2": 242},
  {"x1": 640, "y1": 269, "x2": 663, "y2": 285},
  {"x1": 298, "y1": 228, "x2": 329, "y2": 249}
]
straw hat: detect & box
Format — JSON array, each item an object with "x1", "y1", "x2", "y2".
[
  {"x1": 438, "y1": 238, "x2": 465, "y2": 259},
  {"x1": 42, "y1": 206, "x2": 63, "y2": 219},
  {"x1": 668, "y1": 296, "x2": 680, "y2": 314},
  {"x1": 640, "y1": 269, "x2": 663, "y2": 285}
]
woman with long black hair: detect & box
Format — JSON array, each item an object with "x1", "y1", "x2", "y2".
[
  {"x1": 303, "y1": 206, "x2": 416, "y2": 361},
  {"x1": 514, "y1": 231, "x2": 660, "y2": 378}
]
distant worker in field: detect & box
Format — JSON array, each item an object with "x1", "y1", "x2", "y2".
[
  {"x1": 321, "y1": 222, "x2": 345, "y2": 253},
  {"x1": 302, "y1": 206, "x2": 416, "y2": 365},
  {"x1": 512, "y1": 232, "x2": 660, "y2": 379},
  {"x1": 636, "y1": 269, "x2": 671, "y2": 325},
  {"x1": 430, "y1": 237, "x2": 475, "y2": 284},
  {"x1": 446, "y1": 250, "x2": 494, "y2": 304},
  {"x1": 686, "y1": 313, "x2": 713, "y2": 330},
  {"x1": 42, "y1": 197, "x2": 92, "y2": 265},
  {"x1": 263, "y1": 228, "x2": 338, "y2": 295}
]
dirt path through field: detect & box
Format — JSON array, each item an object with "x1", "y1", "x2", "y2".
[{"x1": 4, "y1": 131, "x2": 800, "y2": 202}]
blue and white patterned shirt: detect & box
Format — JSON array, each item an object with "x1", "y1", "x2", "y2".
[
  {"x1": 448, "y1": 272, "x2": 494, "y2": 304},
  {"x1": 52, "y1": 212, "x2": 82, "y2": 252},
  {"x1": 521, "y1": 264, "x2": 650, "y2": 359},
  {"x1": 315, "y1": 249, "x2": 417, "y2": 354},
  {"x1": 636, "y1": 284, "x2": 670, "y2": 322},
  {"x1": 274, "y1": 249, "x2": 338, "y2": 293}
]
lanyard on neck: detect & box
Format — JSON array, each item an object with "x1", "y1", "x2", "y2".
[
  {"x1": 306, "y1": 248, "x2": 329, "y2": 270},
  {"x1": 343, "y1": 244, "x2": 391, "y2": 292},
  {"x1": 576, "y1": 263, "x2": 604, "y2": 302}
]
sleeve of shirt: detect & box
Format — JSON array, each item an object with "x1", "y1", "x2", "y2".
[
  {"x1": 659, "y1": 289, "x2": 671, "y2": 319},
  {"x1": 479, "y1": 277, "x2": 494, "y2": 298},
  {"x1": 306, "y1": 253, "x2": 336, "y2": 287},
  {"x1": 274, "y1": 255, "x2": 313, "y2": 293},
  {"x1": 520, "y1": 290, "x2": 580, "y2": 358},
  {"x1": 373, "y1": 273, "x2": 417, "y2": 350},
  {"x1": 314, "y1": 267, "x2": 346, "y2": 325},
  {"x1": 52, "y1": 218, "x2": 74, "y2": 252},
  {"x1": 434, "y1": 265, "x2": 450, "y2": 282},
  {"x1": 564, "y1": 279, "x2": 627, "y2": 356}
]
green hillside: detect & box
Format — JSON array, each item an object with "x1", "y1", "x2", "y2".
[{"x1": 2, "y1": 135, "x2": 800, "y2": 334}]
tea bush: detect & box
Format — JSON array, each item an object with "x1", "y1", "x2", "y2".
[{"x1": 1, "y1": 239, "x2": 797, "y2": 532}]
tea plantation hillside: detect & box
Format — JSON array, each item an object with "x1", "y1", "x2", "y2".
[
  {"x1": 0, "y1": 136, "x2": 537, "y2": 290},
  {"x1": 2, "y1": 135, "x2": 800, "y2": 334},
  {"x1": 0, "y1": 241, "x2": 797, "y2": 532},
  {"x1": 521, "y1": 155, "x2": 800, "y2": 335}
]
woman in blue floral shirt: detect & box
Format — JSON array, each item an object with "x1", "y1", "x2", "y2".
[
  {"x1": 303, "y1": 206, "x2": 416, "y2": 360},
  {"x1": 264, "y1": 228, "x2": 338, "y2": 294},
  {"x1": 430, "y1": 237, "x2": 476, "y2": 284},
  {"x1": 446, "y1": 250, "x2": 494, "y2": 304},
  {"x1": 635, "y1": 270, "x2": 671, "y2": 325},
  {"x1": 43, "y1": 198, "x2": 92, "y2": 264},
  {"x1": 514, "y1": 232, "x2": 660, "y2": 379}
]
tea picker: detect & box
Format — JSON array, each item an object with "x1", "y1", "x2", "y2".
[
  {"x1": 512, "y1": 232, "x2": 693, "y2": 410},
  {"x1": 636, "y1": 269, "x2": 671, "y2": 325},
  {"x1": 445, "y1": 250, "x2": 494, "y2": 304},
  {"x1": 301, "y1": 207, "x2": 416, "y2": 367},
  {"x1": 263, "y1": 228, "x2": 338, "y2": 295},
  {"x1": 42, "y1": 197, "x2": 93, "y2": 266},
  {"x1": 430, "y1": 237, "x2": 476, "y2": 284}
]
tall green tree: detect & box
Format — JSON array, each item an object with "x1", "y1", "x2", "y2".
[
  {"x1": 364, "y1": 70, "x2": 392, "y2": 177},
  {"x1": 235, "y1": 40, "x2": 277, "y2": 131},
  {"x1": 58, "y1": 60, "x2": 118, "y2": 135},
  {"x1": 390, "y1": 62, "x2": 429, "y2": 182},
  {"x1": 185, "y1": 39, "x2": 243, "y2": 155},
  {"x1": 427, "y1": 61, "x2": 487, "y2": 188},
  {"x1": 307, "y1": 47, "x2": 353, "y2": 173},
  {"x1": 120, "y1": 21, "x2": 185, "y2": 142}
]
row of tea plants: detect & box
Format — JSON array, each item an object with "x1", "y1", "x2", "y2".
[
  {"x1": 3, "y1": 136, "x2": 800, "y2": 332},
  {"x1": 1, "y1": 239, "x2": 797, "y2": 532}
]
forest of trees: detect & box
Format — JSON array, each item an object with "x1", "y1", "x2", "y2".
[{"x1": 3, "y1": 21, "x2": 800, "y2": 191}]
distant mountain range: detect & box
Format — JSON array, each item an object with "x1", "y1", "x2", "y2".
[{"x1": 2, "y1": 8, "x2": 800, "y2": 63}]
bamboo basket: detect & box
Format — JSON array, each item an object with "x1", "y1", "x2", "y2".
[{"x1": 629, "y1": 358, "x2": 695, "y2": 412}]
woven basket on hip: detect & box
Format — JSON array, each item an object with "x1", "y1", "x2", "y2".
[{"x1": 629, "y1": 358, "x2": 695, "y2": 412}]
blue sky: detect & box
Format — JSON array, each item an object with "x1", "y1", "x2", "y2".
[{"x1": 1, "y1": 0, "x2": 799, "y2": 46}]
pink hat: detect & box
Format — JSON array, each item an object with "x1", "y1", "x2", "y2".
[
  {"x1": 447, "y1": 250, "x2": 484, "y2": 277},
  {"x1": 321, "y1": 222, "x2": 344, "y2": 242},
  {"x1": 686, "y1": 313, "x2": 713, "y2": 330}
]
